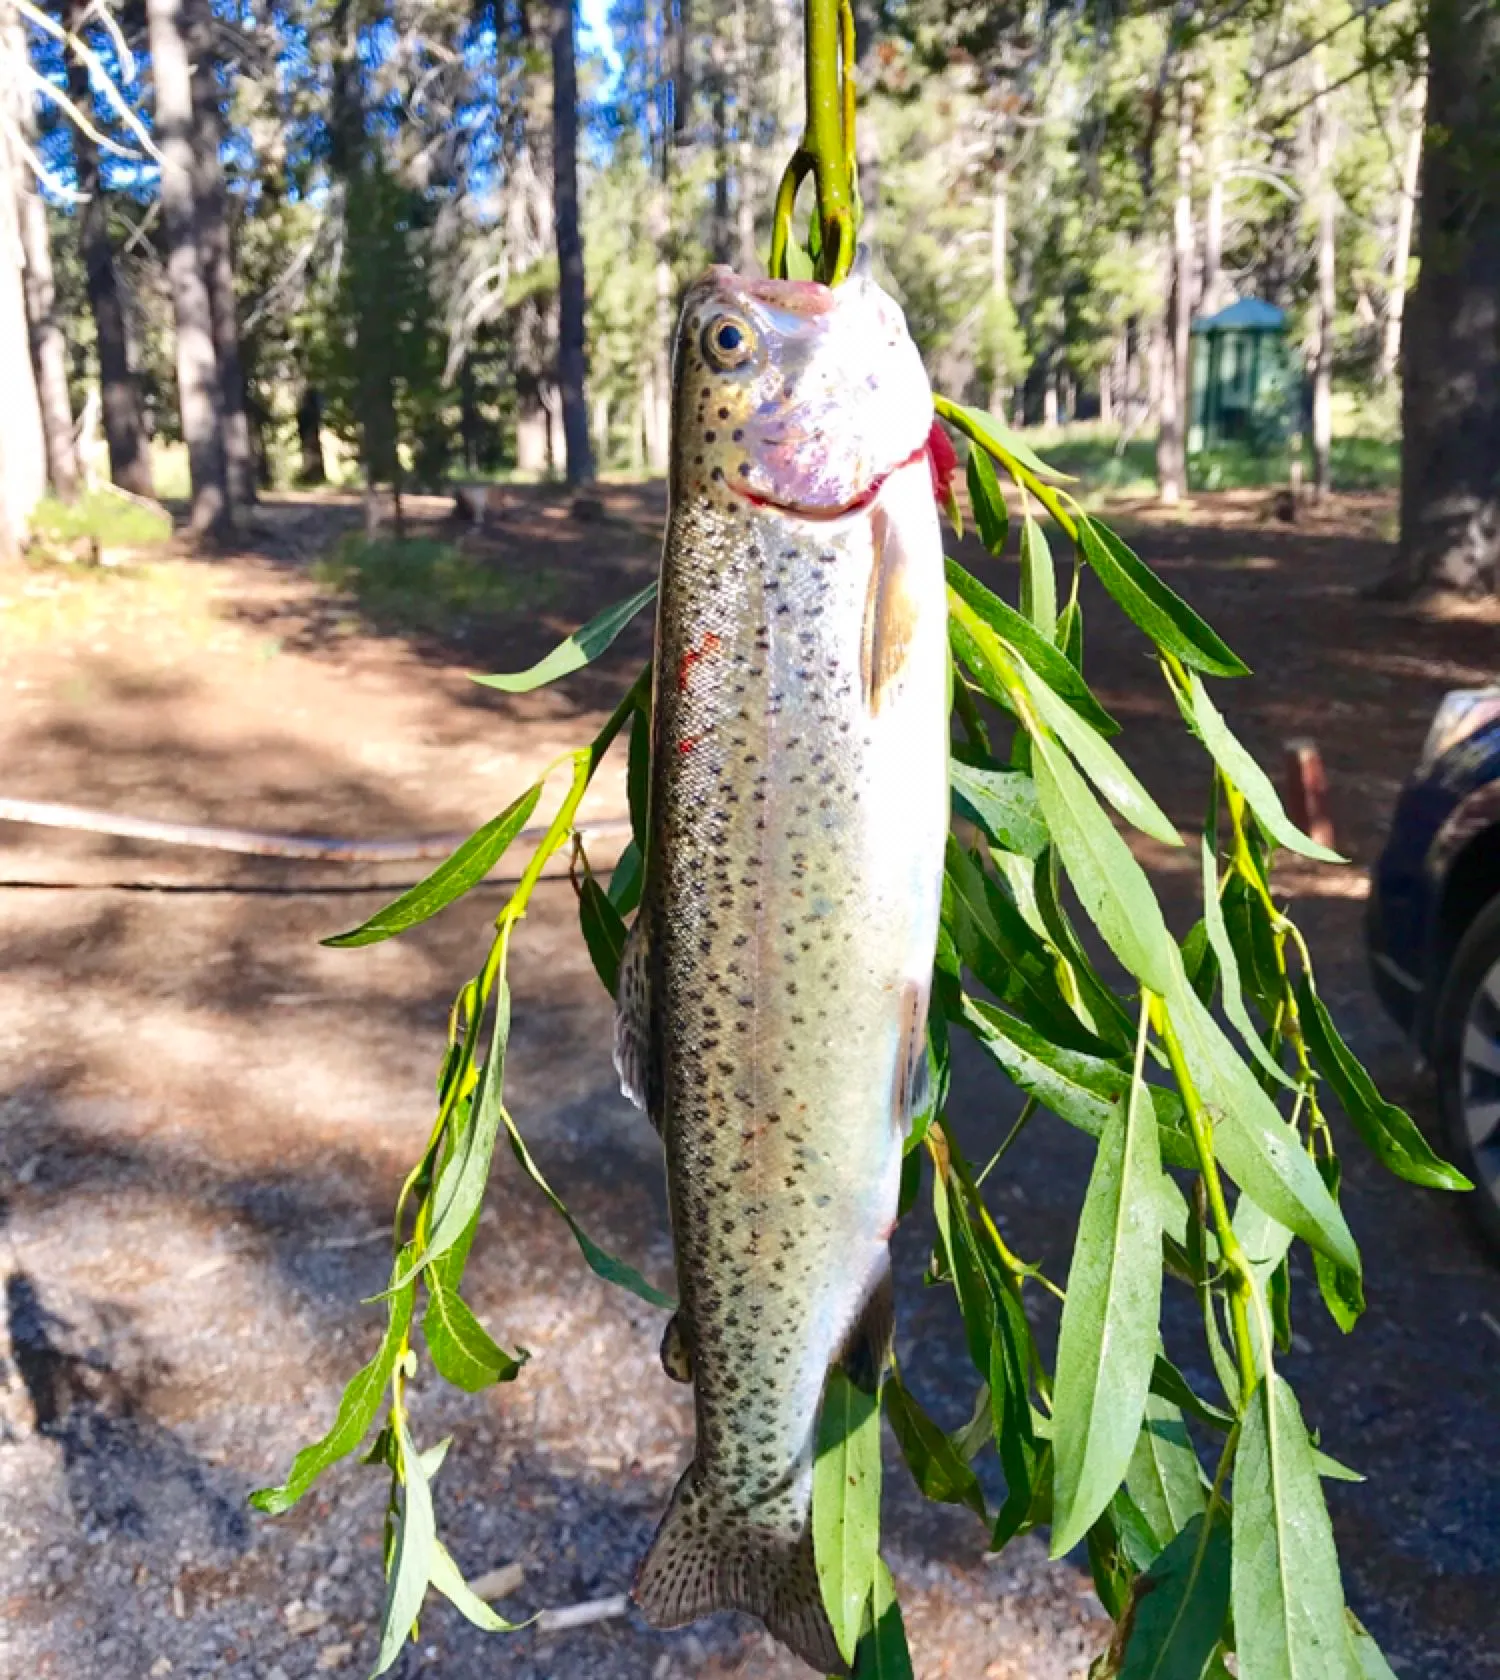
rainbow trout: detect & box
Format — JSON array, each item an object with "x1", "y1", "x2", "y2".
[{"x1": 614, "y1": 263, "x2": 949, "y2": 1671}]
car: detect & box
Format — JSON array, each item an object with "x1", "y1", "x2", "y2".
[{"x1": 1368, "y1": 686, "x2": 1500, "y2": 1250}]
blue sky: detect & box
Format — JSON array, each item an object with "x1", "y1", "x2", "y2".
[{"x1": 579, "y1": 0, "x2": 622, "y2": 80}]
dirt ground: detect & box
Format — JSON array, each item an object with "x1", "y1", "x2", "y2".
[{"x1": 0, "y1": 482, "x2": 1496, "y2": 1680}]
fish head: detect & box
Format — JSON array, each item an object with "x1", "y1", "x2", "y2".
[{"x1": 673, "y1": 266, "x2": 934, "y2": 518}]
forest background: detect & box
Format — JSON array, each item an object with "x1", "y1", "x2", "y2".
[{"x1": 0, "y1": 0, "x2": 1493, "y2": 599}]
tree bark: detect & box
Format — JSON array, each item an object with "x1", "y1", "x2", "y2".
[
  {"x1": 296, "y1": 384, "x2": 326, "y2": 484},
  {"x1": 1309, "y1": 57, "x2": 1336, "y2": 501},
  {"x1": 64, "y1": 2, "x2": 152, "y2": 497},
  {"x1": 1156, "y1": 96, "x2": 1193, "y2": 506},
  {"x1": 187, "y1": 0, "x2": 255, "y2": 508},
  {"x1": 17, "y1": 183, "x2": 79, "y2": 504},
  {"x1": 146, "y1": 0, "x2": 230, "y2": 536},
  {"x1": 550, "y1": 0, "x2": 593, "y2": 486},
  {"x1": 1378, "y1": 73, "x2": 1426, "y2": 388},
  {"x1": 0, "y1": 18, "x2": 47, "y2": 555},
  {"x1": 1385, "y1": 0, "x2": 1500, "y2": 597},
  {"x1": 6, "y1": 8, "x2": 76, "y2": 501},
  {"x1": 711, "y1": 35, "x2": 731, "y2": 263},
  {"x1": 734, "y1": 0, "x2": 756, "y2": 269}
]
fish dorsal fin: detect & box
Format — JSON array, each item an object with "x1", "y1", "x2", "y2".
[
  {"x1": 860, "y1": 504, "x2": 920, "y2": 716},
  {"x1": 613, "y1": 908, "x2": 661, "y2": 1126},
  {"x1": 893, "y1": 978, "x2": 932, "y2": 1136}
]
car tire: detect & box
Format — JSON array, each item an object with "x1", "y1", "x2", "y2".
[{"x1": 1433, "y1": 892, "x2": 1500, "y2": 1254}]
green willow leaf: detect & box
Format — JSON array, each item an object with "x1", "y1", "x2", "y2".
[
  {"x1": 429, "y1": 1539, "x2": 533, "y2": 1632},
  {"x1": 1050, "y1": 1021, "x2": 1164, "y2": 1557},
  {"x1": 959, "y1": 994, "x2": 1194, "y2": 1168},
  {"x1": 886, "y1": 1376, "x2": 987, "y2": 1520},
  {"x1": 1030, "y1": 731, "x2": 1176, "y2": 995},
  {"x1": 579, "y1": 874, "x2": 628, "y2": 995},
  {"x1": 1059, "y1": 591, "x2": 1084, "y2": 669},
  {"x1": 947, "y1": 564, "x2": 1119, "y2": 735},
  {"x1": 853, "y1": 1559, "x2": 914, "y2": 1680},
  {"x1": 1180, "y1": 670, "x2": 1342, "y2": 861},
  {"x1": 323, "y1": 785, "x2": 542, "y2": 948},
  {"x1": 249, "y1": 1257, "x2": 415, "y2": 1516},
  {"x1": 1200, "y1": 822, "x2": 1294, "y2": 1087},
  {"x1": 1348, "y1": 1613, "x2": 1400, "y2": 1680},
  {"x1": 1077, "y1": 516, "x2": 1248, "y2": 680},
  {"x1": 814, "y1": 1369, "x2": 883, "y2": 1667},
  {"x1": 966, "y1": 444, "x2": 1010, "y2": 554},
  {"x1": 1311, "y1": 1155, "x2": 1366, "y2": 1333},
  {"x1": 944, "y1": 849, "x2": 1110, "y2": 1053},
  {"x1": 934, "y1": 396, "x2": 1075, "y2": 483},
  {"x1": 1127, "y1": 1394, "x2": 1208, "y2": 1548},
  {"x1": 1164, "y1": 965, "x2": 1360, "y2": 1274},
  {"x1": 1011, "y1": 649, "x2": 1182, "y2": 847},
  {"x1": 627, "y1": 694, "x2": 651, "y2": 845},
  {"x1": 1119, "y1": 1509, "x2": 1232, "y2": 1680},
  {"x1": 1296, "y1": 976, "x2": 1472, "y2": 1191},
  {"x1": 414, "y1": 982, "x2": 513, "y2": 1279},
  {"x1": 473, "y1": 580, "x2": 658, "y2": 693},
  {"x1": 1233, "y1": 1376, "x2": 1361, "y2": 1680},
  {"x1": 605, "y1": 836, "x2": 644, "y2": 914},
  {"x1": 1149, "y1": 1356, "x2": 1235, "y2": 1433},
  {"x1": 1019, "y1": 515, "x2": 1058, "y2": 640},
  {"x1": 423, "y1": 1270, "x2": 526, "y2": 1392},
  {"x1": 950, "y1": 757, "x2": 1047, "y2": 858},
  {"x1": 501, "y1": 1114, "x2": 674, "y2": 1308},
  {"x1": 372, "y1": 1417, "x2": 440, "y2": 1677}
]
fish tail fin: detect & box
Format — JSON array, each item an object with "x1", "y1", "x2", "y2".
[{"x1": 633, "y1": 1464, "x2": 846, "y2": 1675}]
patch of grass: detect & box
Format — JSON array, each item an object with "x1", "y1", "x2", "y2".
[
  {"x1": 313, "y1": 534, "x2": 559, "y2": 636},
  {"x1": 1026, "y1": 423, "x2": 1399, "y2": 499},
  {"x1": 31, "y1": 488, "x2": 173, "y2": 551},
  {"x1": 0, "y1": 556, "x2": 222, "y2": 650}
]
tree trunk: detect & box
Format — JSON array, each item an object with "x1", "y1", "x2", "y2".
[
  {"x1": 64, "y1": 4, "x2": 151, "y2": 498},
  {"x1": 734, "y1": 0, "x2": 756, "y2": 269},
  {"x1": 550, "y1": 0, "x2": 593, "y2": 486},
  {"x1": 7, "y1": 8, "x2": 76, "y2": 501},
  {"x1": 1310, "y1": 57, "x2": 1336, "y2": 501},
  {"x1": 1156, "y1": 98, "x2": 1193, "y2": 506},
  {"x1": 0, "y1": 26, "x2": 47, "y2": 556},
  {"x1": 17, "y1": 182, "x2": 78, "y2": 503},
  {"x1": 296, "y1": 384, "x2": 326, "y2": 484},
  {"x1": 146, "y1": 0, "x2": 229, "y2": 536},
  {"x1": 711, "y1": 36, "x2": 732, "y2": 264},
  {"x1": 1378, "y1": 73, "x2": 1426, "y2": 388},
  {"x1": 187, "y1": 0, "x2": 255, "y2": 508},
  {"x1": 1384, "y1": 0, "x2": 1500, "y2": 597},
  {"x1": 1201, "y1": 157, "x2": 1225, "y2": 315}
]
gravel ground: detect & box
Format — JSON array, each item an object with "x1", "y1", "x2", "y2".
[{"x1": 2, "y1": 486, "x2": 1497, "y2": 1679}]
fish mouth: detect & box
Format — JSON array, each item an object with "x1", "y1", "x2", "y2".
[{"x1": 729, "y1": 442, "x2": 927, "y2": 522}]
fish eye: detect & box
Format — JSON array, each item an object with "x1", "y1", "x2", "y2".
[{"x1": 702, "y1": 314, "x2": 755, "y2": 369}]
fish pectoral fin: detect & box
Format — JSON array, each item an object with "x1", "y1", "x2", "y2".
[
  {"x1": 894, "y1": 978, "x2": 933, "y2": 1136},
  {"x1": 613, "y1": 908, "x2": 661, "y2": 1126},
  {"x1": 837, "y1": 1257, "x2": 895, "y2": 1394},
  {"x1": 860, "y1": 503, "x2": 921, "y2": 716},
  {"x1": 634, "y1": 1465, "x2": 846, "y2": 1675},
  {"x1": 659, "y1": 1310, "x2": 693, "y2": 1383}
]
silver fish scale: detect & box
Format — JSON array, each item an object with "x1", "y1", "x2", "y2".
[{"x1": 646, "y1": 476, "x2": 946, "y2": 1532}]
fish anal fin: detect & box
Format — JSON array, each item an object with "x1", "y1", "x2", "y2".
[
  {"x1": 613, "y1": 908, "x2": 661, "y2": 1126},
  {"x1": 893, "y1": 978, "x2": 932, "y2": 1136},
  {"x1": 634, "y1": 1465, "x2": 846, "y2": 1675},
  {"x1": 837, "y1": 1257, "x2": 895, "y2": 1394},
  {"x1": 860, "y1": 504, "x2": 920, "y2": 716},
  {"x1": 660, "y1": 1310, "x2": 692, "y2": 1383}
]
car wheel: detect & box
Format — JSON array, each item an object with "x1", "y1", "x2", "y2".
[{"x1": 1434, "y1": 892, "x2": 1500, "y2": 1253}]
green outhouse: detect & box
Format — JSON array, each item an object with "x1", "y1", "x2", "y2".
[{"x1": 1188, "y1": 298, "x2": 1299, "y2": 453}]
